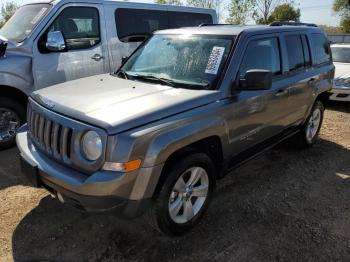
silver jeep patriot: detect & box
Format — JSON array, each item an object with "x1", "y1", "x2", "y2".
[{"x1": 17, "y1": 23, "x2": 334, "y2": 235}]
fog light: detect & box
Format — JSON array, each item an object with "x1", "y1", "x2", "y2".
[{"x1": 103, "y1": 159, "x2": 142, "y2": 172}]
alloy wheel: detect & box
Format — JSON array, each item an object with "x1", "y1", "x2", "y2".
[{"x1": 168, "y1": 166, "x2": 209, "y2": 224}]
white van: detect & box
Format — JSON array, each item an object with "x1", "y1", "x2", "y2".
[{"x1": 0, "y1": 0, "x2": 217, "y2": 149}]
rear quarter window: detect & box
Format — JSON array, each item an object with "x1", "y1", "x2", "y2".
[{"x1": 311, "y1": 33, "x2": 332, "y2": 65}]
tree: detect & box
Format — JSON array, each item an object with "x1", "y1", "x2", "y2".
[
  {"x1": 226, "y1": 0, "x2": 256, "y2": 25},
  {"x1": 155, "y1": 0, "x2": 183, "y2": 5},
  {"x1": 340, "y1": 15, "x2": 350, "y2": 33},
  {"x1": 186, "y1": 0, "x2": 222, "y2": 21},
  {"x1": 254, "y1": 0, "x2": 294, "y2": 24},
  {"x1": 333, "y1": 0, "x2": 350, "y2": 33},
  {"x1": 0, "y1": 2, "x2": 19, "y2": 28},
  {"x1": 267, "y1": 3, "x2": 300, "y2": 23}
]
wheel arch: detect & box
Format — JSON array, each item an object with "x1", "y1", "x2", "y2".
[{"x1": 0, "y1": 85, "x2": 28, "y2": 109}]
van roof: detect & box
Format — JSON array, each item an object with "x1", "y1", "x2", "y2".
[{"x1": 156, "y1": 24, "x2": 324, "y2": 36}]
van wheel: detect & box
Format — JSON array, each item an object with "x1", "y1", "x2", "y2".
[
  {"x1": 0, "y1": 98, "x2": 26, "y2": 150},
  {"x1": 147, "y1": 152, "x2": 216, "y2": 236},
  {"x1": 296, "y1": 100, "x2": 324, "y2": 148}
]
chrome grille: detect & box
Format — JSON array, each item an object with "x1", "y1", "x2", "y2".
[{"x1": 27, "y1": 105, "x2": 73, "y2": 163}]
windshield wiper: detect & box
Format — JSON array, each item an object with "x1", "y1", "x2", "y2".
[{"x1": 130, "y1": 74, "x2": 176, "y2": 87}]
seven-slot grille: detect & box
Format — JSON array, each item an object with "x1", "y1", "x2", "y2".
[{"x1": 27, "y1": 105, "x2": 73, "y2": 163}]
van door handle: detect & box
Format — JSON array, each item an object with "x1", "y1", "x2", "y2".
[{"x1": 91, "y1": 54, "x2": 103, "y2": 61}]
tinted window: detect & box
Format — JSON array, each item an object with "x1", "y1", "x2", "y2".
[
  {"x1": 115, "y1": 9, "x2": 213, "y2": 43},
  {"x1": 115, "y1": 9, "x2": 167, "y2": 42},
  {"x1": 240, "y1": 38, "x2": 281, "y2": 76},
  {"x1": 168, "y1": 11, "x2": 212, "y2": 28},
  {"x1": 312, "y1": 34, "x2": 331, "y2": 65},
  {"x1": 47, "y1": 7, "x2": 100, "y2": 50},
  {"x1": 285, "y1": 35, "x2": 304, "y2": 72},
  {"x1": 301, "y1": 35, "x2": 311, "y2": 66}
]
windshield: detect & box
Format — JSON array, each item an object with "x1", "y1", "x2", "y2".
[
  {"x1": 119, "y1": 34, "x2": 234, "y2": 90},
  {"x1": 331, "y1": 46, "x2": 350, "y2": 63},
  {"x1": 0, "y1": 4, "x2": 51, "y2": 42}
]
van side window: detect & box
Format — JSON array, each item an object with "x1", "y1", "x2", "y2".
[
  {"x1": 311, "y1": 34, "x2": 331, "y2": 65},
  {"x1": 115, "y1": 9, "x2": 213, "y2": 43},
  {"x1": 285, "y1": 35, "x2": 305, "y2": 72},
  {"x1": 301, "y1": 35, "x2": 311, "y2": 66},
  {"x1": 115, "y1": 9, "x2": 168, "y2": 42},
  {"x1": 239, "y1": 38, "x2": 281, "y2": 77},
  {"x1": 47, "y1": 7, "x2": 100, "y2": 50},
  {"x1": 168, "y1": 12, "x2": 212, "y2": 28}
]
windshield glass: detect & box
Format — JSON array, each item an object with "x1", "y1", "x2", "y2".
[
  {"x1": 0, "y1": 4, "x2": 51, "y2": 42},
  {"x1": 331, "y1": 46, "x2": 350, "y2": 63},
  {"x1": 119, "y1": 34, "x2": 234, "y2": 90}
]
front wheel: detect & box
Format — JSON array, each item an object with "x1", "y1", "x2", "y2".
[
  {"x1": 147, "y1": 152, "x2": 216, "y2": 236},
  {"x1": 0, "y1": 98, "x2": 26, "y2": 150},
  {"x1": 296, "y1": 100, "x2": 324, "y2": 148}
]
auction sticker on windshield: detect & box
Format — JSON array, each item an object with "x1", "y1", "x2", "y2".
[{"x1": 205, "y1": 46, "x2": 225, "y2": 75}]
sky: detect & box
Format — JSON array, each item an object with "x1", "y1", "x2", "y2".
[{"x1": 0, "y1": 0, "x2": 341, "y2": 27}]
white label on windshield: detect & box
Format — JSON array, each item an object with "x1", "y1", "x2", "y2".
[
  {"x1": 31, "y1": 8, "x2": 47, "y2": 25},
  {"x1": 205, "y1": 46, "x2": 225, "y2": 75}
]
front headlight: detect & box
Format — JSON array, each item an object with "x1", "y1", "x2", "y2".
[{"x1": 81, "y1": 131, "x2": 102, "y2": 161}]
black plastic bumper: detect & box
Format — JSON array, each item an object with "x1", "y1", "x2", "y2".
[{"x1": 20, "y1": 155, "x2": 152, "y2": 218}]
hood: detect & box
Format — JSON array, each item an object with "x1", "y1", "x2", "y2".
[
  {"x1": 334, "y1": 62, "x2": 350, "y2": 79},
  {"x1": 33, "y1": 74, "x2": 221, "y2": 134}
]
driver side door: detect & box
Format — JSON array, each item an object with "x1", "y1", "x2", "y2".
[{"x1": 32, "y1": 4, "x2": 110, "y2": 90}]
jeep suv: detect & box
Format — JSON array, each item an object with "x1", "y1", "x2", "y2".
[{"x1": 17, "y1": 23, "x2": 334, "y2": 235}]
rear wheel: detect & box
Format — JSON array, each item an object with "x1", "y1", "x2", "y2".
[
  {"x1": 296, "y1": 100, "x2": 324, "y2": 148},
  {"x1": 0, "y1": 98, "x2": 26, "y2": 150},
  {"x1": 147, "y1": 152, "x2": 216, "y2": 236}
]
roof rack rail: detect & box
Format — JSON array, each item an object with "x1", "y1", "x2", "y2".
[
  {"x1": 198, "y1": 23, "x2": 231, "y2": 27},
  {"x1": 269, "y1": 21, "x2": 318, "y2": 27}
]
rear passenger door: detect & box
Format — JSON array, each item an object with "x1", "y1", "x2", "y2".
[{"x1": 282, "y1": 33, "x2": 314, "y2": 124}]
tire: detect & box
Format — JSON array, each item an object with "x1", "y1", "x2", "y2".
[
  {"x1": 147, "y1": 152, "x2": 216, "y2": 236},
  {"x1": 0, "y1": 97, "x2": 26, "y2": 150},
  {"x1": 295, "y1": 100, "x2": 324, "y2": 148}
]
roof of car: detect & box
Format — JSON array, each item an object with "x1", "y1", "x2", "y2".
[{"x1": 155, "y1": 24, "x2": 323, "y2": 36}]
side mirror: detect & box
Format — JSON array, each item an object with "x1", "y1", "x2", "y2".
[
  {"x1": 238, "y1": 70, "x2": 273, "y2": 90},
  {"x1": 46, "y1": 31, "x2": 66, "y2": 52}
]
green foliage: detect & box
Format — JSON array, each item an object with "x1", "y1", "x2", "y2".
[
  {"x1": 155, "y1": 0, "x2": 183, "y2": 5},
  {"x1": 186, "y1": 0, "x2": 217, "y2": 8},
  {"x1": 226, "y1": 0, "x2": 256, "y2": 25},
  {"x1": 0, "y1": 2, "x2": 19, "y2": 28},
  {"x1": 267, "y1": 3, "x2": 300, "y2": 23},
  {"x1": 333, "y1": 0, "x2": 350, "y2": 33},
  {"x1": 340, "y1": 15, "x2": 350, "y2": 33}
]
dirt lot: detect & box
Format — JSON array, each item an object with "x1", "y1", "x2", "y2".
[{"x1": 0, "y1": 102, "x2": 349, "y2": 262}]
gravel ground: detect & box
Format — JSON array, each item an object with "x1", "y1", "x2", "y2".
[{"x1": 0, "y1": 101, "x2": 349, "y2": 262}]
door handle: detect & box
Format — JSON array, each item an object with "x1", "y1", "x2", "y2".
[
  {"x1": 274, "y1": 88, "x2": 287, "y2": 97},
  {"x1": 308, "y1": 78, "x2": 317, "y2": 85},
  {"x1": 91, "y1": 54, "x2": 103, "y2": 61}
]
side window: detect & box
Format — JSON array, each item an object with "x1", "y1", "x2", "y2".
[
  {"x1": 285, "y1": 35, "x2": 305, "y2": 72},
  {"x1": 115, "y1": 9, "x2": 168, "y2": 42},
  {"x1": 239, "y1": 38, "x2": 281, "y2": 77},
  {"x1": 47, "y1": 7, "x2": 100, "y2": 50},
  {"x1": 311, "y1": 33, "x2": 331, "y2": 65},
  {"x1": 168, "y1": 12, "x2": 213, "y2": 28},
  {"x1": 301, "y1": 35, "x2": 311, "y2": 66}
]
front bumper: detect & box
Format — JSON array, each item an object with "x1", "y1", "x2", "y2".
[
  {"x1": 329, "y1": 87, "x2": 350, "y2": 101},
  {"x1": 16, "y1": 126, "x2": 162, "y2": 217}
]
